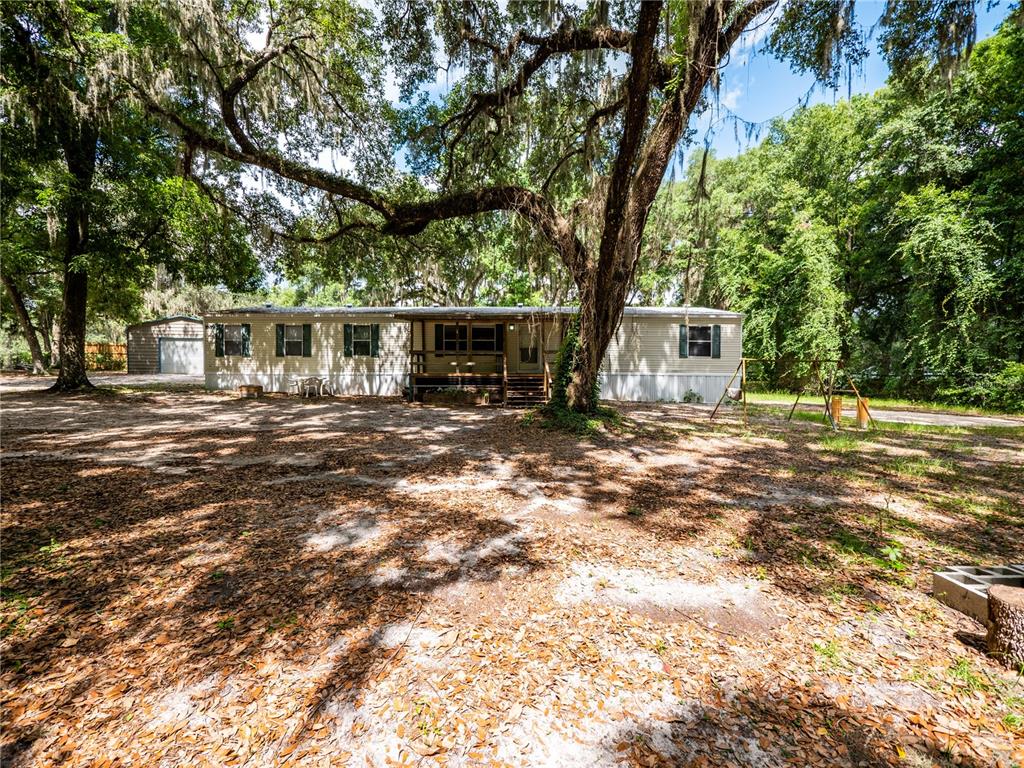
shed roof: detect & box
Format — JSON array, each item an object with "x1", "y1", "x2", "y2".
[
  {"x1": 126, "y1": 314, "x2": 202, "y2": 330},
  {"x1": 204, "y1": 305, "x2": 743, "y2": 320}
]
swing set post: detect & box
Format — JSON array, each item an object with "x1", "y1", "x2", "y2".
[{"x1": 709, "y1": 358, "x2": 745, "y2": 421}]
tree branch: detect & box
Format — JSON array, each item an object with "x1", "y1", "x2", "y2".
[
  {"x1": 443, "y1": 22, "x2": 634, "y2": 158},
  {"x1": 596, "y1": 0, "x2": 663, "y2": 275},
  {"x1": 138, "y1": 82, "x2": 589, "y2": 276}
]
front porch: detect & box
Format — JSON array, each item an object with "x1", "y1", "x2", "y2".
[
  {"x1": 408, "y1": 372, "x2": 548, "y2": 407},
  {"x1": 399, "y1": 310, "x2": 565, "y2": 407}
]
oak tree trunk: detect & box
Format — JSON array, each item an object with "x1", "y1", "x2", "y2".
[
  {"x1": 38, "y1": 309, "x2": 53, "y2": 365},
  {"x1": 1, "y1": 271, "x2": 48, "y2": 374},
  {"x1": 51, "y1": 268, "x2": 91, "y2": 391},
  {"x1": 49, "y1": 121, "x2": 97, "y2": 393}
]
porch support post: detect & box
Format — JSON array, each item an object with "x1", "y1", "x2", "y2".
[
  {"x1": 408, "y1": 320, "x2": 414, "y2": 402},
  {"x1": 540, "y1": 316, "x2": 547, "y2": 399},
  {"x1": 502, "y1": 322, "x2": 509, "y2": 407}
]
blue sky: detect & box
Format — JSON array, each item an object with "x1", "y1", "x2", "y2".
[
  {"x1": 288, "y1": 3, "x2": 1015, "y2": 187},
  {"x1": 690, "y1": 0, "x2": 1012, "y2": 166}
]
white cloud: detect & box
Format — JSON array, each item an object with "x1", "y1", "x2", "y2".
[{"x1": 721, "y1": 86, "x2": 742, "y2": 110}]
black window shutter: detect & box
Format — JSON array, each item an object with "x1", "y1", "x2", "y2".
[
  {"x1": 215, "y1": 324, "x2": 225, "y2": 357},
  {"x1": 711, "y1": 325, "x2": 721, "y2": 358},
  {"x1": 275, "y1": 324, "x2": 285, "y2": 357},
  {"x1": 679, "y1": 324, "x2": 688, "y2": 358},
  {"x1": 370, "y1": 323, "x2": 380, "y2": 358},
  {"x1": 302, "y1": 324, "x2": 312, "y2": 357},
  {"x1": 241, "y1": 324, "x2": 252, "y2": 357},
  {"x1": 343, "y1": 323, "x2": 353, "y2": 357},
  {"x1": 434, "y1": 323, "x2": 444, "y2": 354},
  {"x1": 495, "y1": 323, "x2": 504, "y2": 352}
]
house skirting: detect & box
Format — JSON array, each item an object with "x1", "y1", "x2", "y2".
[
  {"x1": 205, "y1": 373, "x2": 406, "y2": 396},
  {"x1": 206, "y1": 372, "x2": 733, "y2": 403},
  {"x1": 599, "y1": 373, "x2": 732, "y2": 404}
]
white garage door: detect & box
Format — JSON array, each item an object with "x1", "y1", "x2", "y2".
[{"x1": 159, "y1": 338, "x2": 203, "y2": 374}]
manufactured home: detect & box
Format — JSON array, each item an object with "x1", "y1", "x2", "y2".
[{"x1": 202, "y1": 305, "x2": 743, "y2": 404}]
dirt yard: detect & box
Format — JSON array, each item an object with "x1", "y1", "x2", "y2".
[{"x1": 2, "y1": 386, "x2": 1022, "y2": 767}]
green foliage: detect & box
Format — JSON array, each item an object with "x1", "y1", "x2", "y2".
[
  {"x1": 890, "y1": 185, "x2": 996, "y2": 377},
  {"x1": 532, "y1": 313, "x2": 611, "y2": 429},
  {"x1": 524, "y1": 402, "x2": 620, "y2": 437},
  {"x1": 549, "y1": 315, "x2": 581, "y2": 411},
  {"x1": 635, "y1": 14, "x2": 1024, "y2": 409},
  {"x1": 937, "y1": 362, "x2": 1024, "y2": 413}
]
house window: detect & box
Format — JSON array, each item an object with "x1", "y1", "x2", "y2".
[
  {"x1": 343, "y1": 323, "x2": 379, "y2": 358},
  {"x1": 284, "y1": 325, "x2": 304, "y2": 356},
  {"x1": 352, "y1": 324, "x2": 372, "y2": 357},
  {"x1": 223, "y1": 324, "x2": 244, "y2": 356},
  {"x1": 440, "y1": 324, "x2": 468, "y2": 353},
  {"x1": 688, "y1": 325, "x2": 712, "y2": 357},
  {"x1": 275, "y1": 323, "x2": 311, "y2": 357},
  {"x1": 471, "y1": 325, "x2": 496, "y2": 352},
  {"x1": 679, "y1": 323, "x2": 721, "y2": 359}
]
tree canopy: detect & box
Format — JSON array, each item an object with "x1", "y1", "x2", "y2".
[
  {"x1": 634, "y1": 10, "x2": 1024, "y2": 406},
  {"x1": 2, "y1": 0, "x2": 1012, "y2": 409}
]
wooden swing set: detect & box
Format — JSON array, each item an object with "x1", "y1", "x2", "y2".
[{"x1": 709, "y1": 357, "x2": 874, "y2": 430}]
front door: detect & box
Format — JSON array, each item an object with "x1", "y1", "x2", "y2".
[{"x1": 516, "y1": 325, "x2": 541, "y2": 373}]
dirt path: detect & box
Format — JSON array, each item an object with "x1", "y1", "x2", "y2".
[
  {"x1": 2, "y1": 391, "x2": 1022, "y2": 767},
  {"x1": 0, "y1": 372, "x2": 204, "y2": 391}
]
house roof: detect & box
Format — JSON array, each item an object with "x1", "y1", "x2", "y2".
[
  {"x1": 126, "y1": 314, "x2": 202, "y2": 329},
  {"x1": 204, "y1": 305, "x2": 743, "y2": 320}
]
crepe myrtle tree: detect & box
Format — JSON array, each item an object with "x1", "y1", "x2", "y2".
[{"x1": 129, "y1": 0, "x2": 979, "y2": 412}]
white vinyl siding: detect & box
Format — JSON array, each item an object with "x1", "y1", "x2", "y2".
[
  {"x1": 204, "y1": 314, "x2": 408, "y2": 393},
  {"x1": 603, "y1": 316, "x2": 741, "y2": 376},
  {"x1": 203, "y1": 311, "x2": 742, "y2": 400}
]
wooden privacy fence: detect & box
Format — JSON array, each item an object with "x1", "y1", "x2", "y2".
[{"x1": 85, "y1": 343, "x2": 127, "y2": 371}]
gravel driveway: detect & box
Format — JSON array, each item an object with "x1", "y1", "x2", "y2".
[{"x1": 0, "y1": 372, "x2": 203, "y2": 392}]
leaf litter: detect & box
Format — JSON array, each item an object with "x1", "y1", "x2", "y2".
[{"x1": 1, "y1": 389, "x2": 1022, "y2": 767}]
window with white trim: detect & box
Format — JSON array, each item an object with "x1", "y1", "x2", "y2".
[{"x1": 352, "y1": 324, "x2": 372, "y2": 357}]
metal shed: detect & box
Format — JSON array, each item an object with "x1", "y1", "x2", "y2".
[{"x1": 126, "y1": 315, "x2": 204, "y2": 374}]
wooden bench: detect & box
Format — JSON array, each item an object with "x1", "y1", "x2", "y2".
[{"x1": 238, "y1": 384, "x2": 264, "y2": 398}]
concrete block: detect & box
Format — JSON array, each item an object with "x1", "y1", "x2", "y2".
[{"x1": 933, "y1": 565, "x2": 1024, "y2": 623}]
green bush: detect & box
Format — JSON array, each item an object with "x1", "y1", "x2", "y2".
[
  {"x1": 88, "y1": 351, "x2": 126, "y2": 371},
  {"x1": 937, "y1": 362, "x2": 1024, "y2": 413},
  {"x1": 0, "y1": 327, "x2": 32, "y2": 369},
  {"x1": 548, "y1": 315, "x2": 601, "y2": 410}
]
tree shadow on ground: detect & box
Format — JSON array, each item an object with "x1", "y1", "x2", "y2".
[
  {"x1": 598, "y1": 682, "x2": 998, "y2": 768},
  {"x1": 1, "y1": 394, "x2": 1020, "y2": 764}
]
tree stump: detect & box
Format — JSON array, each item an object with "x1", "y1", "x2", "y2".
[{"x1": 987, "y1": 585, "x2": 1024, "y2": 670}]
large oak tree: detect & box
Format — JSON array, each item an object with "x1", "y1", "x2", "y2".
[
  {"x1": 19, "y1": 0, "x2": 978, "y2": 406},
  {"x1": 2, "y1": 1, "x2": 263, "y2": 389}
]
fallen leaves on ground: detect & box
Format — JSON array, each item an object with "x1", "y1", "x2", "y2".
[{"x1": 1, "y1": 389, "x2": 1022, "y2": 767}]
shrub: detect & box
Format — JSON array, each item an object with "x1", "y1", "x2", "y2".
[
  {"x1": 937, "y1": 362, "x2": 1024, "y2": 413},
  {"x1": 682, "y1": 389, "x2": 703, "y2": 403}
]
